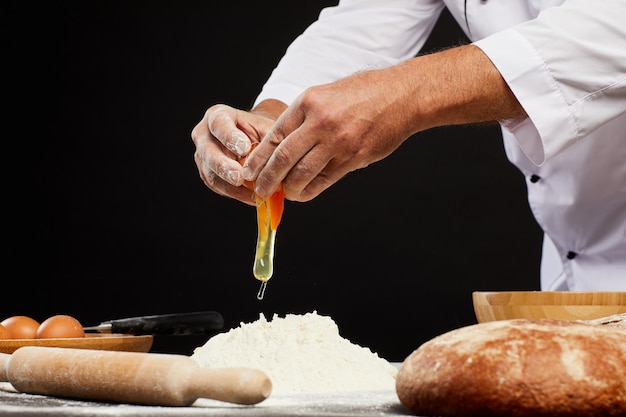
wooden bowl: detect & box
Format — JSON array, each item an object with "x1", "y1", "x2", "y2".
[
  {"x1": 0, "y1": 334, "x2": 153, "y2": 354},
  {"x1": 473, "y1": 291, "x2": 626, "y2": 323}
]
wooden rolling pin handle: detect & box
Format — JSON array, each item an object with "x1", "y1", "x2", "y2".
[
  {"x1": 188, "y1": 366, "x2": 272, "y2": 405},
  {"x1": 6, "y1": 346, "x2": 271, "y2": 406}
]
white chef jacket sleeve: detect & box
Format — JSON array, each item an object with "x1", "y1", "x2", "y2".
[
  {"x1": 473, "y1": 0, "x2": 626, "y2": 166},
  {"x1": 253, "y1": 0, "x2": 445, "y2": 108}
]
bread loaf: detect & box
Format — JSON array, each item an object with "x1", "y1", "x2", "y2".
[{"x1": 396, "y1": 319, "x2": 626, "y2": 416}]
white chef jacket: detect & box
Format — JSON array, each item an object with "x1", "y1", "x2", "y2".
[{"x1": 254, "y1": 0, "x2": 626, "y2": 290}]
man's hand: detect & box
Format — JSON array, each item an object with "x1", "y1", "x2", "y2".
[
  {"x1": 191, "y1": 101, "x2": 285, "y2": 205},
  {"x1": 198, "y1": 46, "x2": 525, "y2": 204},
  {"x1": 243, "y1": 67, "x2": 417, "y2": 202},
  {"x1": 241, "y1": 45, "x2": 526, "y2": 202}
]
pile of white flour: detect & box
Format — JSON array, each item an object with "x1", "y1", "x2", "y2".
[{"x1": 190, "y1": 311, "x2": 397, "y2": 395}]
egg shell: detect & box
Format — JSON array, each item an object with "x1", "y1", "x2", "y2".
[
  {"x1": 36, "y1": 315, "x2": 85, "y2": 339},
  {"x1": 1, "y1": 316, "x2": 41, "y2": 339},
  {"x1": 0, "y1": 323, "x2": 10, "y2": 339}
]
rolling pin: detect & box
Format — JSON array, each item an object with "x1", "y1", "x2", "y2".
[{"x1": 0, "y1": 346, "x2": 271, "y2": 406}]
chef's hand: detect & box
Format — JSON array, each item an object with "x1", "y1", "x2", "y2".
[
  {"x1": 241, "y1": 45, "x2": 526, "y2": 202},
  {"x1": 242, "y1": 67, "x2": 417, "y2": 202},
  {"x1": 191, "y1": 101, "x2": 287, "y2": 205}
]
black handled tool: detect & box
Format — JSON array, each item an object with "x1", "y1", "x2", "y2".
[{"x1": 84, "y1": 311, "x2": 224, "y2": 335}]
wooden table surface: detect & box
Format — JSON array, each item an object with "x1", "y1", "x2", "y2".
[{"x1": 0, "y1": 382, "x2": 415, "y2": 417}]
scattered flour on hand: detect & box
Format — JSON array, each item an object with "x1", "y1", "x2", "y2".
[{"x1": 190, "y1": 311, "x2": 398, "y2": 395}]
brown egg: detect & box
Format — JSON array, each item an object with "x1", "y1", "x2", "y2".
[
  {"x1": 36, "y1": 315, "x2": 85, "y2": 339},
  {"x1": 0, "y1": 323, "x2": 10, "y2": 339},
  {"x1": 1, "y1": 316, "x2": 41, "y2": 339}
]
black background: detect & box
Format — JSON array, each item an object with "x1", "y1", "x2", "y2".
[{"x1": 4, "y1": 1, "x2": 542, "y2": 361}]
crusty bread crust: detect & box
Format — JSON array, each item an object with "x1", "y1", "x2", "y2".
[{"x1": 396, "y1": 319, "x2": 626, "y2": 416}]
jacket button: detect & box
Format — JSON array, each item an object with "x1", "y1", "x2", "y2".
[
  {"x1": 529, "y1": 174, "x2": 541, "y2": 183},
  {"x1": 566, "y1": 251, "x2": 577, "y2": 260}
]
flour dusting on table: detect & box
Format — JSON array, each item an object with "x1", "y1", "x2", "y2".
[{"x1": 191, "y1": 311, "x2": 397, "y2": 395}]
